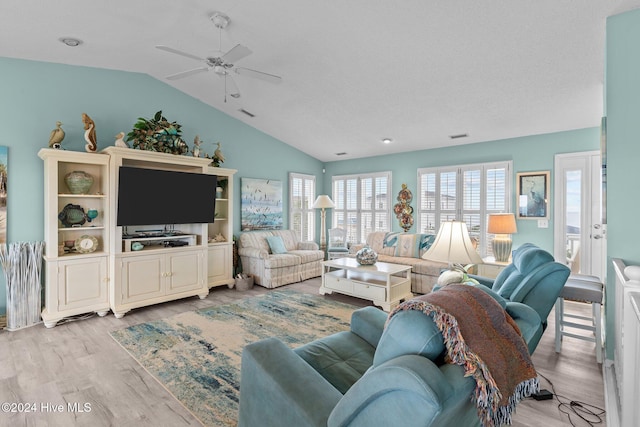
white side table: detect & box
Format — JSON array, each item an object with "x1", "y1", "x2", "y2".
[{"x1": 477, "y1": 257, "x2": 509, "y2": 279}]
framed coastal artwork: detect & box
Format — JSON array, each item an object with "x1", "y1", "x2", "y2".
[
  {"x1": 0, "y1": 146, "x2": 6, "y2": 243},
  {"x1": 516, "y1": 170, "x2": 550, "y2": 220},
  {"x1": 241, "y1": 178, "x2": 283, "y2": 231}
]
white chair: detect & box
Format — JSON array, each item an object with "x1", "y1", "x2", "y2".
[{"x1": 327, "y1": 228, "x2": 349, "y2": 259}]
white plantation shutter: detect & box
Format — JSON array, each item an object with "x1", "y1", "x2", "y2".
[
  {"x1": 333, "y1": 172, "x2": 391, "y2": 244},
  {"x1": 289, "y1": 173, "x2": 315, "y2": 241},
  {"x1": 418, "y1": 161, "x2": 511, "y2": 258}
]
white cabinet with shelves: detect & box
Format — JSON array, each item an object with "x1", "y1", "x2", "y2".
[
  {"x1": 103, "y1": 147, "x2": 212, "y2": 318},
  {"x1": 206, "y1": 167, "x2": 237, "y2": 288},
  {"x1": 39, "y1": 148, "x2": 111, "y2": 327},
  {"x1": 40, "y1": 147, "x2": 234, "y2": 324}
]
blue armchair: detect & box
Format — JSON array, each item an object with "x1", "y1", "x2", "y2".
[
  {"x1": 472, "y1": 243, "x2": 570, "y2": 331},
  {"x1": 238, "y1": 292, "x2": 544, "y2": 427}
]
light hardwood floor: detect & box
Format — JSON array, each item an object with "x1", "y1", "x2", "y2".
[{"x1": 0, "y1": 279, "x2": 606, "y2": 427}]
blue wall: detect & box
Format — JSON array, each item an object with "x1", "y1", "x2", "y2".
[
  {"x1": 0, "y1": 55, "x2": 609, "y2": 321},
  {"x1": 0, "y1": 57, "x2": 323, "y2": 313},
  {"x1": 605, "y1": 8, "x2": 640, "y2": 358},
  {"x1": 324, "y1": 127, "x2": 600, "y2": 250}
]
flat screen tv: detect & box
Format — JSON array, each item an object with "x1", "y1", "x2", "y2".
[{"x1": 117, "y1": 166, "x2": 217, "y2": 227}]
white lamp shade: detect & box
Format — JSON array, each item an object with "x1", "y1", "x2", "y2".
[
  {"x1": 422, "y1": 221, "x2": 483, "y2": 265},
  {"x1": 312, "y1": 195, "x2": 335, "y2": 209},
  {"x1": 487, "y1": 213, "x2": 517, "y2": 234}
]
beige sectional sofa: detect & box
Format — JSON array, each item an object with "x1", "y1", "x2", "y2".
[
  {"x1": 358, "y1": 231, "x2": 447, "y2": 294},
  {"x1": 238, "y1": 230, "x2": 324, "y2": 288}
]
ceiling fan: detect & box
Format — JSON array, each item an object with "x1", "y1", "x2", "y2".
[{"x1": 156, "y1": 12, "x2": 282, "y2": 101}]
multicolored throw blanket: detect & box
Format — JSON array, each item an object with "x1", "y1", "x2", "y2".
[{"x1": 388, "y1": 284, "x2": 539, "y2": 427}]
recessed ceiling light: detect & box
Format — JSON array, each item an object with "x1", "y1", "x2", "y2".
[
  {"x1": 59, "y1": 38, "x2": 82, "y2": 47},
  {"x1": 382, "y1": 138, "x2": 392, "y2": 144}
]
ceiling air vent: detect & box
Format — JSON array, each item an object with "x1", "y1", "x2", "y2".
[
  {"x1": 239, "y1": 109, "x2": 255, "y2": 118},
  {"x1": 335, "y1": 152, "x2": 347, "y2": 156},
  {"x1": 449, "y1": 133, "x2": 468, "y2": 139}
]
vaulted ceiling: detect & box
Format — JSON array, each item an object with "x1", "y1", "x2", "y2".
[{"x1": 2, "y1": 1, "x2": 640, "y2": 161}]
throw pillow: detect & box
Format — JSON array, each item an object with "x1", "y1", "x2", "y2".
[
  {"x1": 266, "y1": 236, "x2": 287, "y2": 254},
  {"x1": 417, "y1": 234, "x2": 436, "y2": 257},
  {"x1": 394, "y1": 234, "x2": 417, "y2": 257},
  {"x1": 383, "y1": 232, "x2": 401, "y2": 248}
]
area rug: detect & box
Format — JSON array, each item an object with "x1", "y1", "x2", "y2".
[{"x1": 110, "y1": 290, "x2": 357, "y2": 427}]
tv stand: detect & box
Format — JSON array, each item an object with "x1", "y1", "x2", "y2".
[
  {"x1": 104, "y1": 147, "x2": 212, "y2": 319},
  {"x1": 39, "y1": 147, "x2": 237, "y2": 326}
]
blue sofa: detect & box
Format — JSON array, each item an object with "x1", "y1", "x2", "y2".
[{"x1": 238, "y1": 292, "x2": 543, "y2": 427}]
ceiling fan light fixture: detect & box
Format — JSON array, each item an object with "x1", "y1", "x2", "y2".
[{"x1": 213, "y1": 65, "x2": 227, "y2": 75}]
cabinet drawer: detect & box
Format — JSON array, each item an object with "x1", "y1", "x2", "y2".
[
  {"x1": 324, "y1": 274, "x2": 354, "y2": 293},
  {"x1": 353, "y1": 280, "x2": 385, "y2": 301}
]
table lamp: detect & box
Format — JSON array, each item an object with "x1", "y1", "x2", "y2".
[
  {"x1": 422, "y1": 220, "x2": 483, "y2": 268},
  {"x1": 487, "y1": 213, "x2": 517, "y2": 263},
  {"x1": 312, "y1": 195, "x2": 335, "y2": 254}
]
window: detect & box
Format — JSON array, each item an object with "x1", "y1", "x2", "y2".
[
  {"x1": 289, "y1": 173, "x2": 316, "y2": 241},
  {"x1": 332, "y1": 172, "x2": 391, "y2": 244},
  {"x1": 417, "y1": 161, "x2": 512, "y2": 257}
]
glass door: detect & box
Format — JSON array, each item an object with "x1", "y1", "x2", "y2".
[{"x1": 554, "y1": 151, "x2": 605, "y2": 279}]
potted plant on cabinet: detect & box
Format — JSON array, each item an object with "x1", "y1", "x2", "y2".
[{"x1": 126, "y1": 111, "x2": 189, "y2": 155}]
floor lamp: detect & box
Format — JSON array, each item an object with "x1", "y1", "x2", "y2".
[{"x1": 312, "y1": 195, "x2": 335, "y2": 255}]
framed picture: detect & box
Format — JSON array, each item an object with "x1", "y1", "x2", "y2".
[
  {"x1": 241, "y1": 178, "x2": 283, "y2": 231},
  {"x1": 516, "y1": 171, "x2": 550, "y2": 219}
]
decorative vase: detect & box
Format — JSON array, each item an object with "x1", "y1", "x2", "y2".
[
  {"x1": 64, "y1": 171, "x2": 94, "y2": 194},
  {"x1": 86, "y1": 209, "x2": 99, "y2": 222},
  {"x1": 356, "y1": 246, "x2": 378, "y2": 265}
]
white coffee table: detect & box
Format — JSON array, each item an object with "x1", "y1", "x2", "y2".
[{"x1": 320, "y1": 257, "x2": 413, "y2": 311}]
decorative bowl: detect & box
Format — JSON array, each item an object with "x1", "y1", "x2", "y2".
[
  {"x1": 356, "y1": 246, "x2": 378, "y2": 265},
  {"x1": 58, "y1": 203, "x2": 87, "y2": 227},
  {"x1": 64, "y1": 170, "x2": 94, "y2": 194}
]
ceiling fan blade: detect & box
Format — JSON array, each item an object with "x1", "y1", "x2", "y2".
[
  {"x1": 166, "y1": 67, "x2": 209, "y2": 80},
  {"x1": 221, "y1": 44, "x2": 252, "y2": 64},
  {"x1": 234, "y1": 67, "x2": 282, "y2": 84},
  {"x1": 156, "y1": 45, "x2": 204, "y2": 62}
]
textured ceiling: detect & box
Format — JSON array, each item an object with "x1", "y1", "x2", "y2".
[{"x1": 2, "y1": 1, "x2": 640, "y2": 161}]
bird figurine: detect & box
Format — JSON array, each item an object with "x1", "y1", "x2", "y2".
[
  {"x1": 213, "y1": 142, "x2": 225, "y2": 166},
  {"x1": 48, "y1": 121, "x2": 65, "y2": 149},
  {"x1": 82, "y1": 113, "x2": 97, "y2": 153},
  {"x1": 114, "y1": 132, "x2": 129, "y2": 148}
]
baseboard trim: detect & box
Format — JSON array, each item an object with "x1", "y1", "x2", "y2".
[{"x1": 603, "y1": 359, "x2": 620, "y2": 427}]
